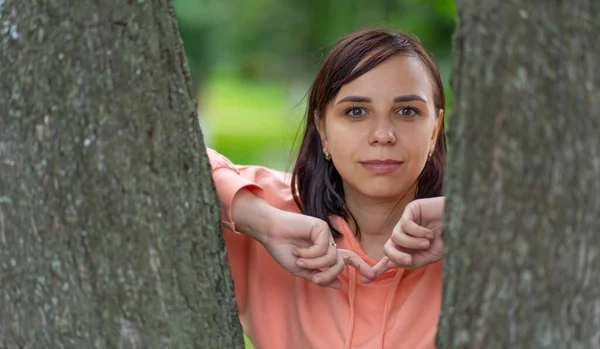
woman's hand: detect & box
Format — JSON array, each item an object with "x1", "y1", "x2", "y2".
[
  {"x1": 264, "y1": 210, "x2": 376, "y2": 289},
  {"x1": 366, "y1": 196, "x2": 445, "y2": 283},
  {"x1": 232, "y1": 190, "x2": 375, "y2": 289}
]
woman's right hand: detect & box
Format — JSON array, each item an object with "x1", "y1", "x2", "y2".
[
  {"x1": 231, "y1": 189, "x2": 375, "y2": 289},
  {"x1": 263, "y1": 210, "x2": 376, "y2": 289}
]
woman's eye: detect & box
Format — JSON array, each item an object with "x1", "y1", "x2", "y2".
[
  {"x1": 397, "y1": 107, "x2": 418, "y2": 118},
  {"x1": 345, "y1": 107, "x2": 367, "y2": 118}
]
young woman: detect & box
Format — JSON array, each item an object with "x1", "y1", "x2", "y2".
[{"x1": 208, "y1": 28, "x2": 446, "y2": 349}]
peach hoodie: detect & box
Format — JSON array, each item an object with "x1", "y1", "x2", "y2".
[{"x1": 208, "y1": 149, "x2": 442, "y2": 349}]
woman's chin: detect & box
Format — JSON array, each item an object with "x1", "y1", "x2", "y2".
[{"x1": 359, "y1": 186, "x2": 414, "y2": 201}]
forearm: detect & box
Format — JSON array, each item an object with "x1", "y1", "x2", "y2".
[{"x1": 231, "y1": 189, "x2": 279, "y2": 245}]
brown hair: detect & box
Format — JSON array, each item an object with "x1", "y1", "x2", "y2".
[{"x1": 291, "y1": 28, "x2": 446, "y2": 237}]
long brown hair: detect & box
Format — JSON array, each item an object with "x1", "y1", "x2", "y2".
[{"x1": 291, "y1": 28, "x2": 446, "y2": 237}]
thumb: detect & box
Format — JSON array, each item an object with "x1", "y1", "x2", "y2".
[
  {"x1": 338, "y1": 249, "x2": 376, "y2": 281},
  {"x1": 295, "y1": 221, "x2": 331, "y2": 259}
]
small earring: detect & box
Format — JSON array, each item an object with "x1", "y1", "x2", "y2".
[{"x1": 324, "y1": 149, "x2": 331, "y2": 161}]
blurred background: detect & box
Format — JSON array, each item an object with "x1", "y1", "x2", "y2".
[
  {"x1": 173, "y1": 2, "x2": 456, "y2": 346},
  {"x1": 174, "y1": 0, "x2": 456, "y2": 173}
]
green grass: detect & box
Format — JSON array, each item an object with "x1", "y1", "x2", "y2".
[{"x1": 244, "y1": 334, "x2": 255, "y2": 349}]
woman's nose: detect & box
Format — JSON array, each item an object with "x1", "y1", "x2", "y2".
[{"x1": 369, "y1": 118, "x2": 396, "y2": 145}]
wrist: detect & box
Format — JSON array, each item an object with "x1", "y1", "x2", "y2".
[{"x1": 231, "y1": 189, "x2": 279, "y2": 245}]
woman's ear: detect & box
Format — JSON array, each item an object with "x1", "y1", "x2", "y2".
[
  {"x1": 432, "y1": 109, "x2": 444, "y2": 142},
  {"x1": 315, "y1": 111, "x2": 328, "y2": 149}
]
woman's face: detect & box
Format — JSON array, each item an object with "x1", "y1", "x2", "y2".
[{"x1": 318, "y1": 54, "x2": 443, "y2": 202}]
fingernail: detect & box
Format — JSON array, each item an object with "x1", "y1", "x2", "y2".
[
  {"x1": 297, "y1": 259, "x2": 306, "y2": 267},
  {"x1": 419, "y1": 240, "x2": 430, "y2": 248},
  {"x1": 292, "y1": 250, "x2": 299, "y2": 257},
  {"x1": 426, "y1": 233, "x2": 434, "y2": 239},
  {"x1": 403, "y1": 257, "x2": 412, "y2": 265},
  {"x1": 314, "y1": 276, "x2": 323, "y2": 284}
]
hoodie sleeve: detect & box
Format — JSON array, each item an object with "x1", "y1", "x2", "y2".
[
  {"x1": 206, "y1": 148, "x2": 295, "y2": 317},
  {"x1": 207, "y1": 148, "x2": 266, "y2": 233}
]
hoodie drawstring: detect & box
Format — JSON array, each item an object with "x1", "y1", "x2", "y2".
[
  {"x1": 344, "y1": 268, "x2": 357, "y2": 349},
  {"x1": 345, "y1": 268, "x2": 404, "y2": 349},
  {"x1": 378, "y1": 270, "x2": 403, "y2": 348}
]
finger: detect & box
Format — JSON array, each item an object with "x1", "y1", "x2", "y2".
[
  {"x1": 295, "y1": 223, "x2": 332, "y2": 259},
  {"x1": 408, "y1": 197, "x2": 444, "y2": 224},
  {"x1": 296, "y1": 245, "x2": 338, "y2": 269},
  {"x1": 402, "y1": 202, "x2": 421, "y2": 225},
  {"x1": 294, "y1": 266, "x2": 328, "y2": 284},
  {"x1": 391, "y1": 224, "x2": 431, "y2": 250},
  {"x1": 366, "y1": 256, "x2": 392, "y2": 283},
  {"x1": 383, "y1": 242, "x2": 413, "y2": 267},
  {"x1": 294, "y1": 268, "x2": 341, "y2": 290},
  {"x1": 311, "y1": 255, "x2": 345, "y2": 288},
  {"x1": 338, "y1": 249, "x2": 376, "y2": 281},
  {"x1": 401, "y1": 219, "x2": 434, "y2": 240}
]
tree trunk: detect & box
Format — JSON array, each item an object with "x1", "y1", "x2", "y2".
[
  {"x1": 439, "y1": 1, "x2": 600, "y2": 348},
  {"x1": 0, "y1": 1, "x2": 244, "y2": 348}
]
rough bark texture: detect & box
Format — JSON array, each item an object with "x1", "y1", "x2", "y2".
[
  {"x1": 438, "y1": 1, "x2": 600, "y2": 348},
  {"x1": 0, "y1": 1, "x2": 244, "y2": 348}
]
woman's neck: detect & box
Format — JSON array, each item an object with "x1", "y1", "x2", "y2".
[{"x1": 344, "y1": 185, "x2": 416, "y2": 260}]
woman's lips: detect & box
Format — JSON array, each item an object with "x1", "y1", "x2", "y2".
[{"x1": 360, "y1": 160, "x2": 403, "y2": 174}]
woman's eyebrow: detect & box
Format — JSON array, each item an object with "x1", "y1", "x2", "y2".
[
  {"x1": 393, "y1": 95, "x2": 428, "y2": 103},
  {"x1": 336, "y1": 96, "x2": 371, "y2": 104},
  {"x1": 336, "y1": 94, "x2": 428, "y2": 105}
]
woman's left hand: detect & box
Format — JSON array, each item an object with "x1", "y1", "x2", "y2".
[{"x1": 363, "y1": 197, "x2": 445, "y2": 283}]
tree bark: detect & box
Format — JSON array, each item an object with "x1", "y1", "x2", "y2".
[
  {"x1": 0, "y1": 1, "x2": 244, "y2": 348},
  {"x1": 439, "y1": 1, "x2": 600, "y2": 348}
]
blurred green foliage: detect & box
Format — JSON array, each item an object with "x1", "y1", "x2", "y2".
[
  {"x1": 173, "y1": 2, "x2": 455, "y2": 347},
  {"x1": 174, "y1": 0, "x2": 455, "y2": 171},
  {"x1": 175, "y1": 0, "x2": 455, "y2": 82}
]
